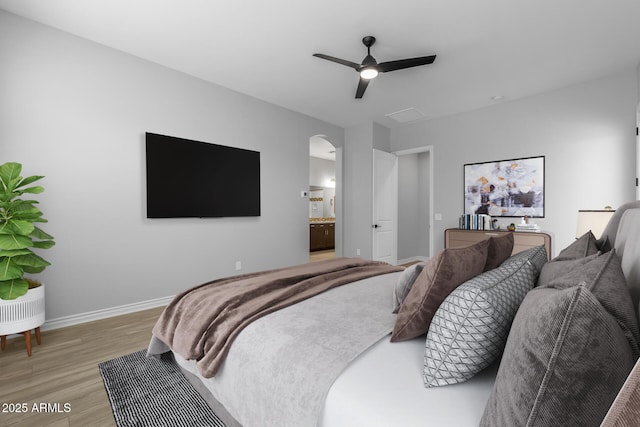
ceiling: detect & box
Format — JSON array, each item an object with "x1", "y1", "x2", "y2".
[{"x1": 2, "y1": 0, "x2": 640, "y2": 129}]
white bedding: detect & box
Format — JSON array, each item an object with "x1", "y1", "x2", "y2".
[{"x1": 320, "y1": 335, "x2": 497, "y2": 427}]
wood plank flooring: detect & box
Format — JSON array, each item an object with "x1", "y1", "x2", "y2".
[
  {"x1": 0, "y1": 306, "x2": 166, "y2": 427},
  {"x1": 309, "y1": 249, "x2": 335, "y2": 263}
]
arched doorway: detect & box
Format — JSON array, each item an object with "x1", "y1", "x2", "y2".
[{"x1": 309, "y1": 135, "x2": 337, "y2": 262}]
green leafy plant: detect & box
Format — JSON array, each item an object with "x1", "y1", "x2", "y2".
[{"x1": 0, "y1": 162, "x2": 55, "y2": 300}]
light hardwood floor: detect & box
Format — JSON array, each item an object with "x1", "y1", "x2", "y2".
[
  {"x1": 309, "y1": 249, "x2": 335, "y2": 263},
  {"x1": 0, "y1": 306, "x2": 166, "y2": 427}
]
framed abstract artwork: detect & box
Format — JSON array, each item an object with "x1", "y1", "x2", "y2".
[{"x1": 464, "y1": 156, "x2": 545, "y2": 217}]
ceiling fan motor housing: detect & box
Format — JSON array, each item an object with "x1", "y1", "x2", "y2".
[{"x1": 362, "y1": 36, "x2": 376, "y2": 48}]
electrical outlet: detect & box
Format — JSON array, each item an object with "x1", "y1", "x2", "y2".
[
  {"x1": 235, "y1": 261, "x2": 242, "y2": 270},
  {"x1": 435, "y1": 213, "x2": 443, "y2": 221},
  {"x1": 300, "y1": 190, "x2": 309, "y2": 198},
  {"x1": 356, "y1": 248, "x2": 361, "y2": 256}
]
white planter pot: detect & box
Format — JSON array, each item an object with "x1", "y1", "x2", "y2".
[{"x1": 0, "y1": 284, "x2": 45, "y2": 336}]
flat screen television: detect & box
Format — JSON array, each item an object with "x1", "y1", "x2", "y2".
[{"x1": 145, "y1": 132, "x2": 260, "y2": 218}]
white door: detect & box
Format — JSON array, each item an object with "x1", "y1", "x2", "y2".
[{"x1": 372, "y1": 149, "x2": 398, "y2": 265}]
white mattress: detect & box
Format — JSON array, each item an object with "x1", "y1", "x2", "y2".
[{"x1": 319, "y1": 334, "x2": 498, "y2": 427}]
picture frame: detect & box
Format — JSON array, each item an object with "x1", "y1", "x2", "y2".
[{"x1": 464, "y1": 155, "x2": 545, "y2": 218}]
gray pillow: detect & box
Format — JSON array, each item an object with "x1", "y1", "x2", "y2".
[
  {"x1": 391, "y1": 240, "x2": 489, "y2": 342},
  {"x1": 536, "y1": 252, "x2": 600, "y2": 288},
  {"x1": 501, "y1": 244, "x2": 547, "y2": 275},
  {"x1": 480, "y1": 285, "x2": 634, "y2": 427},
  {"x1": 484, "y1": 232, "x2": 514, "y2": 271},
  {"x1": 424, "y1": 256, "x2": 536, "y2": 387},
  {"x1": 597, "y1": 235, "x2": 612, "y2": 253},
  {"x1": 555, "y1": 230, "x2": 599, "y2": 260},
  {"x1": 545, "y1": 249, "x2": 640, "y2": 359},
  {"x1": 392, "y1": 262, "x2": 425, "y2": 313}
]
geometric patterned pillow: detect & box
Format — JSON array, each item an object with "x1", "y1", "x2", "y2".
[
  {"x1": 423, "y1": 257, "x2": 537, "y2": 387},
  {"x1": 500, "y1": 244, "x2": 548, "y2": 275}
]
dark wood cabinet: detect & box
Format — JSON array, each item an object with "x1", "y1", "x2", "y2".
[{"x1": 310, "y1": 223, "x2": 335, "y2": 251}]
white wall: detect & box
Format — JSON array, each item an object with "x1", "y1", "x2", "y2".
[
  {"x1": 0, "y1": 11, "x2": 344, "y2": 320},
  {"x1": 392, "y1": 70, "x2": 638, "y2": 255}
]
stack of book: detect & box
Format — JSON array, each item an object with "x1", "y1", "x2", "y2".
[
  {"x1": 515, "y1": 223, "x2": 541, "y2": 232},
  {"x1": 459, "y1": 214, "x2": 492, "y2": 230}
]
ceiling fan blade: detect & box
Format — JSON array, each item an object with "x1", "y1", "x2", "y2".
[
  {"x1": 378, "y1": 55, "x2": 436, "y2": 73},
  {"x1": 355, "y1": 77, "x2": 370, "y2": 99},
  {"x1": 313, "y1": 53, "x2": 361, "y2": 71}
]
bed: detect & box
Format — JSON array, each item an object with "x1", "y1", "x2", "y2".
[{"x1": 148, "y1": 201, "x2": 640, "y2": 427}]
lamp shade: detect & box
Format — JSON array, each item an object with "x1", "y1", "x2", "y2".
[{"x1": 576, "y1": 210, "x2": 615, "y2": 239}]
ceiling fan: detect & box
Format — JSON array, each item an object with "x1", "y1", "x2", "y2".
[{"x1": 313, "y1": 36, "x2": 437, "y2": 99}]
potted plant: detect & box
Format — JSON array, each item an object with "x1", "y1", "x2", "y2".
[{"x1": 0, "y1": 162, "x2": 55, "y2": 354}]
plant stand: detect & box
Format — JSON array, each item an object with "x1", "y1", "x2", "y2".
[
  {"x1": 0, "y1": 285, "x2": 45, "y2": 357},
  {"x1": 1, "y1": 327, "x2": 41, "y2": 356}
]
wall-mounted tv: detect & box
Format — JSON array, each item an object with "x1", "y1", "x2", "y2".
[{"x1": 145, "y1": 132, "x2": 260, "y2": 218}]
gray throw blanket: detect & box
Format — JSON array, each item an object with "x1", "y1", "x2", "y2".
[{"x1": 151, "y1": 257, "x2": 403, "y2": 378}]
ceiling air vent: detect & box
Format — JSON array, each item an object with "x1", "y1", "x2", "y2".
[{"x1": 385, "y1": 108, "x2": 426, "y2": 124}]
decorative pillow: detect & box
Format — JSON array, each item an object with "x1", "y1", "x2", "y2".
[
  {"x1": 392, "y1": 262, "x2": 425, "y2": 313},
  {"x1": 391, "y1": 239, "x2": 489, "y2": 342},
  {"x1": 500, "y1": 244, "x2": 548, "y2": 275},
  {"x1": 484, "y1": 233, "x2": 514, "y2": 271},
  {"x1": 480, "y1": 285, "x2": 634, "y2": 427},
  {"x1": 597, "y1": 235, "x2": 612, "y2": 253},
  {"x1": 555, "y1": 230, "x2": 599, "y2": 261},
  {"x1": 545, "y1": 249, "x2": 640, "y2": 359},
  {"x1": 423, "y1": 256, "x2": 536, "y2": 387},
  {"x1": 536, "y1": 252, "x2": 600, "y2": 288}
]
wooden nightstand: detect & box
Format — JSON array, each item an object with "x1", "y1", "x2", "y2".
[{"x1": 445, "y1": 228, "x2": 552, "y2": 260}]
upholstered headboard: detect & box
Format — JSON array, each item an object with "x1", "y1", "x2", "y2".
[
  {"x1": 598, "y1": 202, "x2": 640, "y2": 427},
  {"x1": 612, "y1": 207, "x2": 640, "y2": 316},
  {"x1": 601, "y1": 201, "x2": 640, "y2": 249}
]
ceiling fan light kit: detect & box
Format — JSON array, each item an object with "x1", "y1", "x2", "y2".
[
  {"x1": 360, "y1": 68, "x2": 379, "y2": 80},
  {"x1": 313, "y1": 35, "x2": 436, "y2": 99}
]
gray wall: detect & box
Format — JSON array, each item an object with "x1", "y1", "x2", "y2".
[
  {"x1": 417, "y1": 151, "x2": 430, "y2": 257},
  {"x1": 3, "y1": 10, "x2": 637, "y2": 321},
  {"x1": 342, "y1": 124, "x2": 374, "y2": 258},
  {"x1": 392, "y1": 70, "x2": 638, "y2": 255},
  {"x1": 309, "y1": 156, "x2": 336, "y2": 189},
  {"x1": 397, "y1": 152, "x2": 431, "y2": 262},
  {"x1": 1, "y1": 11, "x2": 343, "y2": 320},
  {"x1": 398, "y1": 155, "x2": 420, "y2": 260}
]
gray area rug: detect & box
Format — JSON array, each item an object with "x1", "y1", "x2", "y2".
[{"x1": 99, "y1": 350, "x2": 225, "y2": 427}]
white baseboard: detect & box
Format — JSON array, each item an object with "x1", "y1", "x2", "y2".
[
  {"x1": 397, "y1": 256, "x2": 429, "y2": 265},
  {"x1": 40, "y1": 295, "x2": 174, "y2": 332}
]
